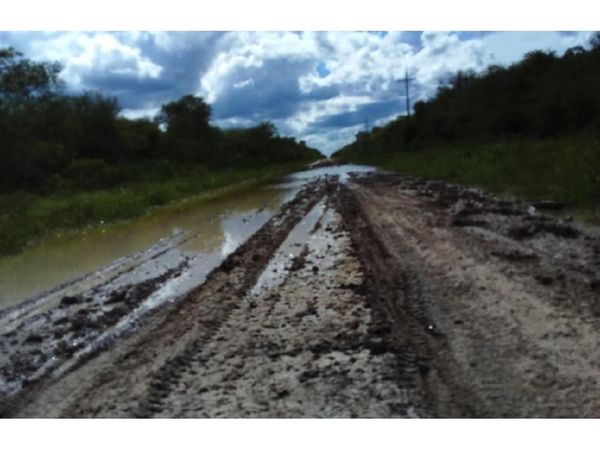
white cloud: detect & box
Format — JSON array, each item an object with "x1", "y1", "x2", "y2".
[
  {"x1": 197, "y1": 31, "x2": 497, "y2": 153},
  {"x1": 26, "y1": 32, "x2": 163, "y2": 88},
  {"x1": 233, "y1": 78, "x2": 254, "y2": 89},
  {"x1": 120, "y1": 107, "x2": 161, "y2": 120},
  {"x1": 284, "y1": 95, "x2": 374, "y2": 134},
  {"x1": 199, "y1": 31, "x2": 320, "y2": 103}
]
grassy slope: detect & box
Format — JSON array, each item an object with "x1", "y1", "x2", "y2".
[
  {"x1": 338, "y1": 136, "x2": 600, "y2": 222},
  {"x1": 0, "y1": 161, "x2": 309, "y2": 256}
]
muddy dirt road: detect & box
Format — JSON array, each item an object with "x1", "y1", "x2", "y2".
[{"x1": 2, "y1": 172, "x2": 600, "y2": 417}]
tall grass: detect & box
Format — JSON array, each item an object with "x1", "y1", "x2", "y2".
[
  {"x1": 340, "y1": 136, "x2": 600, "y2": 219},
  {"x1": 0, "y1": 162, "x2": 308, "y2": 256}
]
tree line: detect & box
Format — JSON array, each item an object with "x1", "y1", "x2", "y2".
[
  {"x1": 0, "y1": 47, "x2": 321, "y2": 194},
  {"x1": 334, "y1": 33, "x2": 600, "y2": 159}
]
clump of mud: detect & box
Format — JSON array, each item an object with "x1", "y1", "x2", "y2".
[{"x1": 0, "y1": 263, "x2": 187, "y2": 399}]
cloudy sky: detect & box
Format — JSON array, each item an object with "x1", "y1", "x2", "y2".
[{"x1": 0, "y1": 31, "x2": 594, "y2": 154}]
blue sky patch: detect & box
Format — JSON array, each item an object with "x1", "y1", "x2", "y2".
[{"x1": 316, "y1": 61, "x2": 331, "y2": 78}]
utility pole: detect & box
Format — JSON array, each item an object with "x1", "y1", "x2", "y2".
[
  {"x1": 398, "y1": 69, "x2": 416, "y2": 117},
  {"x1": 364, "y1": 116, "x2": 370, "y2": 132}
]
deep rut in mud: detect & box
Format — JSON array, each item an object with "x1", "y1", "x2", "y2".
[{"x1": 135, "y1": 198, "x2": 422, "y2": 417}]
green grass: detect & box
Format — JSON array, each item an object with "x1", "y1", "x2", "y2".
[
  {"x1": 339, "y1": 136, "x2": 600, "y2": 220},
  {"x1": 0, "y1": 161, "x2": 310, "y2": 256}
]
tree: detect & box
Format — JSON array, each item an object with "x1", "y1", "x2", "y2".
[
  {"x1": 156, "y1": 95, "x2": 212, "y2": 140},
  {"x1": 336, "y1": 38, "x2": 600, "y2": 159},
  {"x1": 156, "y1": 95, "x2": 214, "y2": 162},
  {"x1": 590, "y1": 32, "x2": 600, "y2": 49},
  {"x1": 0, "y1": 47, "x2": 321, "y2": 195},
  {"x1": 0, "y1": 47, "x2": 63, "y2": 99},
  {"x1": 249, "y1": 121, "x2": 276, "y2": 140},
  {"x1": 116, "y1": 118, "x2": 161, "y2": 160}
]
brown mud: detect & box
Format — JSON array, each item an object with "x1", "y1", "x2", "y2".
[{"x1": 2, "y1": 172, "x2": 600, "y2": 417}]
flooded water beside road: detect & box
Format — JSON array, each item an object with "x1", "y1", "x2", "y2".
[{"x1": 0, "y1": 164, "x2": 375, "y2": 312}]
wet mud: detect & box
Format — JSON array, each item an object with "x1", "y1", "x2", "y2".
[{"x1": 3, "y1": 171, "x2": 600, "y2": 417}]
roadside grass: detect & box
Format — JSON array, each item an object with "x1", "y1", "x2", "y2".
[
  {"x1": 0, "y1": 161, "x2": 309, "y2": 256},
  {"x1": 339, "y1": 136, "x2": 600, "y2": 221}
]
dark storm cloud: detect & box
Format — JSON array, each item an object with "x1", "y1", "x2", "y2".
[
  {"x1": 211, "y1": 58, "x2": 314, "y2": 121},
  {"x1": 134, "y1": 32, "x2": 225, "y2": 95},
  {"x1": 80, "y1": 73, "x2": 173, "y2": 108},
  {"x1": 0, "y1": 31, "x2": 227, "y2": 112},
  {"x1": 84, "y1": 32, "x2": 227, "y2": 111}
]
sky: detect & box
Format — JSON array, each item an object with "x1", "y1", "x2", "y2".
[{"x1": 0, "y1": 31, "x2": 594, "y2": 155}]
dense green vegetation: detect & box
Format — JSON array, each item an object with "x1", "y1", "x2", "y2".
[
  {"x1": 0, "y1": 47, "x2": 321, "y2": 255},
  {"x1": 334, "y1": 33, "x2": 600, "y2": 215},
  {"x1": 345, "y1": 138, "x2": 600, "y2": 218}
]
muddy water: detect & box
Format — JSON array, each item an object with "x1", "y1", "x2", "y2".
[{"x1": 0, "y1": 164, "x2": 375, "y2": 311}]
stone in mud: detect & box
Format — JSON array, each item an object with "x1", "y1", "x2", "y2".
[
  {"x1": 298, "y1": 369, "x2": 320, "y2": 383},
  {"x1": 508, "y1": 224, "x2": 539, "y2": 240},
  {"x1": 366, "y1": 340, "x2": 390, "y2": 355},
  {"x1": 131, "y1": 282, "x2": 156, "y2": 301},
  {"x1": 540, "y1": 223, "x2": 580, "y2": 239},
  {"x1": 532, "y1": 200, "x2": 565, "y2": 210},
  {"x1": 451, "y1": 217, "x2": 488, "y2": 227},
  {"x1": 348, "y1": 320, "x2": 360, "y2": 330},
  {"x1": 418, "y1": 362, "x2": 431, "y2": 376},
  {"x1": 103, "y1": 306, "x2": 126, "y2": 323},
  {"x1": 426, "y1": 323, "x2": 444, "y2": 337},
  {"x1": 59, "y1": 296, "x2": 80, "y2": 307},
  {"x1": 55, "y1": 340, "x2": 75, "y2": 358},
  {"x1": 70, "y1": 317, "x2": 88, "y2": 333},
  {"x1": 220, "y1": 258, "x2": 240, "y2": 273},
  {"x1": 105, "y1": 290, "x2": 127, "y2": 305},
  {"x1": 535, "y1": 274, "x2": 554, "y2": 286},
  {"x1": 53, "y1": 330, "x2": 65, "y2": 339},
  {"x1": 24, "y1": 334, "x2": 44, "y2": 344},
  {"x1": 488, "y1": 206, "x2": 523, "y2": 216},
  {"x1": 276, "y1": 389, "x2": 290, "y2": 399},
  {"x1": 491, "y1": 250, "x2": 538, "y2": 262},
  {"x1": 53, "y1": 316, "x2": 69, "y2": 326}
]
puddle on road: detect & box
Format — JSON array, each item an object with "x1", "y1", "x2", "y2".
[
  {"x1": 0, "y1": 186, "x2": 285, "y2": 311},
  {"x1": 250, "y1": 199, "x2": 327, "y2": 297},
  {"x1": 276, "y1": 164, "x2": 376, "y2": 200},
  {"x1": 0, "y1": 164, "x2": 376, "y2": 312}
]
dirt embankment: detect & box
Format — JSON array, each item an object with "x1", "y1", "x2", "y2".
[{"x1": 3, "y1": 172, "x2": 600, "y2": 417}]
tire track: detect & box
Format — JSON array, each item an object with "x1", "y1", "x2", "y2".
[
  {"x1": 343, "y1": 173, "x2": 600, "y2": 417},
  {"x1": 5, "y1": 179, "x2": 332, "y2": 417},
  {"x1": 144, "y1": 198, "x2": 420, "y2": 417}
]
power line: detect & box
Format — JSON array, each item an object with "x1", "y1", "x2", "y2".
[{"x1": 398, "y1": 69, "x2": 416, "y2": 117}]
